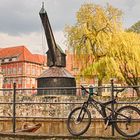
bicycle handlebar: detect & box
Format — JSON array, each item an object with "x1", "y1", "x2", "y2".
[
  {"x1": 81, "y1": 85, "x2": 88, "y2": 93},
  {"x1": 81, "y1": 85, "x2": 125, "y2": 97},
  {"x1": 81, "y1": 85, "x2": 98, "y2": 96}
]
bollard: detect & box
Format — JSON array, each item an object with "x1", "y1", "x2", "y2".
[
  {"x1": 13, "y1": 83, "x2": 16, "y2": 133},
  {"x1": 111, "y1": 79, "x2": 115, "y2": 136},
  {"x1": 89, "y1": 85, "x2": 94, "y2": 95}
]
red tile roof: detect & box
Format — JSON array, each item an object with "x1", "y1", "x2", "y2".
[{"x1": 0, "y1": 46, "x2": 46, "y2": 64}]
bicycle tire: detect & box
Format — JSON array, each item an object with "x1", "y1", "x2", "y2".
[
  {"x1": 115, "y1": 105, "x2": 140, "y2": 137},
  {"x1": 67, "y1": 106, "x2": 91, "y2": 136}
]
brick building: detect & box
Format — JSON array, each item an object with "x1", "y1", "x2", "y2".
[
  {"x1": 0, "y1": 46, "x2": 135, "y2": 97},
  {"x1": 0, "y1": 46, "x2": 47, "y2": 91},
  {"x1": 0, "y1": 67, "x2": 3, "y2": 90},
  {"x1": 0, "y1": 46, "x2": 81, "y2": 91},
  {"x1": 66, "y1": 51, "x2": 95, "y2": 86}
]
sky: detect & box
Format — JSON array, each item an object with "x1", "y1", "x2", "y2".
[{"x1": 0, "y1": 0, "x2": 140, "y2": 54}]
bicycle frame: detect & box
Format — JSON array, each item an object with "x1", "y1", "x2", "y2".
[
  {"x1": 80, "y1": 86, "x2": 131, "y2": 126},
  {"x1": 82, "y1": 94, "x2": 119, "y2": 125},
  {"x1": 67, "y1": 86, "x2": 140, "y2": 137}
]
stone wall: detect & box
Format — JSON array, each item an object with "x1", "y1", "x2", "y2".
[
  {"x1": 0, "y1": 93, "x2": 139, "y2": 137},
  {"x1": 0, "y1": 94, "x2": 139, "y2": 119}
]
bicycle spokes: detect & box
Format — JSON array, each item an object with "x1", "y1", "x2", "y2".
[
  {"x1": 74, "y1": 113, "x2": 84, "y2": 124},
  {"x1": 67, "y1": 107, "x2": 91, "y2": 136},
  {"x1": 115, "y1": 106, "x2": 140, "y2": 137}
]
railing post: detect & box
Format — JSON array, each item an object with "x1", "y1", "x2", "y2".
[
  {"x1": 111, "y1": 79, "x2": 115, "y2": 136},
  {"x1": 13, "y1": 83, "x2": 16, "y2": 133}
]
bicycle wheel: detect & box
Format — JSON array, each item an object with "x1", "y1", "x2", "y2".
[
  {"x1": 67, "y1": 106, "x2": 91, "y2": 136},
  {"x1": 115, "y1": 105, "x2": 140, "y2": 137}
]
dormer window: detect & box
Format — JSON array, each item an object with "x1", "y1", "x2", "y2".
[
  {"x1": 12, "y1": 57, "x2": 17, "y2": 61},
  {"x1": 1, "y1": 59, "x2": 4, "y2": 63},
  {"x1": 0, "y1": 56, "x2": 17, "y2": 63},
  {"x1": 9, "y1": 58, "x2": 12, "y2": 61},
  {"x1": 5, "y1": 58, "x2": 9, "y2": 62}
]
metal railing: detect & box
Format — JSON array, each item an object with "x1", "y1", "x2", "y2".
[{"x1": 0, "y1": 80, "x2": 139, "y2": 136}]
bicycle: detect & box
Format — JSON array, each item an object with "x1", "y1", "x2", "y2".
[{"x1": 67, "y1": 85, "x2": 140, "y2": 137}]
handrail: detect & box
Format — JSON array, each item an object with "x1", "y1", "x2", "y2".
[{"x1": 0, "y1": 81, "x2": 139, "y2": 136}]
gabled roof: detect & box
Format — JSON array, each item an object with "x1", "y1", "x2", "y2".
[{"x1": 0, "y1": 45, "x2": 46, "y2": 64}]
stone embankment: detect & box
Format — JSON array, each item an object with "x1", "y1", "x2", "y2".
[
  {"x1": 0, "y1": 94, "x2": 139, "y2": 119},
  {"x1": 0, "y1": 93, "x2": 139, "y2": 139},
  {"x1": 0, "y1": 133, "x2": 139, "y2": 140}
]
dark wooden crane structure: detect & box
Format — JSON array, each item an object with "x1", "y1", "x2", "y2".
[{"x1": 37, "y1": 3, "x2": 76, "y2": 95}]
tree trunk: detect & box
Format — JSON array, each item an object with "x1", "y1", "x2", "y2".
[{"x1": 97, "y1": 79, "x2": 102, "y2": 96}]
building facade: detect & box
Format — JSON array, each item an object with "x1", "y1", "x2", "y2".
[
  {"x1": 0, "y1": 66, "x2": 3, "y2": 91},
  {"x1": 0, "y1": 46, "x2": 47, "y2": 92},
  {"x1": 0, "y1": 46, "x2": 136, "y2": 97},
  {"x1": 66, "y1": 51, "x2": 95, "y2": 86},
  {"x1": 0, "y1": 46, "x2": 94, "y2": 93}
]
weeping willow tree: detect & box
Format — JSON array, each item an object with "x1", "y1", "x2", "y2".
[
  {"x1": 108, "y1": 32, "x2": 140, "y2": 97},
  {"x1": 126, "y1": 20, "x2": 140, "y2": 33},
  {"x1": 65, "y1": 3, "x2": 122, "y2": 94}
]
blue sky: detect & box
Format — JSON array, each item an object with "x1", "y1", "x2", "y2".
[{"x1": 0, "y1": 0, "x2": 140, "y2": 54}]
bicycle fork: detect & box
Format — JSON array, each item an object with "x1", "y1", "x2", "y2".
[{"x1": 77, "y1": 102, "x2": 88, "y2": 122}]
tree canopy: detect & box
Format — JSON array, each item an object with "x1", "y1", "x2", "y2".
[
  {"x1": 126, "y1": 20, "x2": 140, "y2": 33},
  {"x1": 65, "y1": 3, "x2": 140, "y2": 96}
]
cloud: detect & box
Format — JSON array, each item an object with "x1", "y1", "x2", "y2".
[
  {"x1": 0, "y1": 31, "x2": 66, "y2": 54},
  {"x1": 0, "y1": 0, "x2": 41, "y2": 35},
  {"x1": 0, "y1": 0, "x2": 140, "y2": 34},
  {"x1": 99, "y1": 0, "x2": 140, "y2": 27},
  {"x1": 0, "y1": 0, "x2": 85, "y2": 35},
  {"x1": 0, "y1": 32, "x2": 42, "y2": 52},
  {"x1": 0, "y1": 0, "x2": 140, "y2": 54}
]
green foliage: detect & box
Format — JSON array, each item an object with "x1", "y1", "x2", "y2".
[
  {"x1": 65, "y1": 3, "x2": 122, "y2": 81},
  {"x1": 65, "y1": 2, "x2": 140, "y2": 96},
  {"x1": 126, "y1": 20, "x2": 140, "y2": 33},
  {"x1": 109, "y1": 32, "x2": 140, "y2": 85}
]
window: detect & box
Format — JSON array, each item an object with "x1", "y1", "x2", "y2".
[
  {"x1": 12, "y1": 78, "x2": 15, "y2": 84},
  {"x1": 27, "y1": 78, "x2": 30, "y2": 84},
  {"x1": 32, "y1": 78, "x2": 35, "y2": 85},
  {"x1": 18, "y1": 78, "x2": 22, "y2": 84},
  {"x1": 9, "y1": 58, "x2": 12, "y2": 61},
  {"x1": 2, "y1": 69, "x2": 5, "y2": 75},
  {"x1": 2, "y1": 59, "x2": 4, "y2": 63},
  {"x1": 37, "y1": 69, "x2": 40, "y2": 75},
  {"x1": 32, "y1": 68, "x2": 35, "y2": 75},
  {"x1": 5, "y1": 58, "x2": 9, "y2": 62},
  {"x1": 27, "y1": 67, "x2": 30, "y2": 74},
  {"x1": 13, "y1": 68, "x2": 17, "y2": 74},
  {"x1": 12, "y1": 57, "x2": 17, "y2": 61},
  {"x1": 18, "y1": 67, "x2": 22, "y2": 74},
  {"x1": 10, "y1": 78, "x2": 13, "y2": 84},
  {"x1": 3, "y1": 78, "x2": 7, "y2": 84},
  {"x1": 7, "y1": 68, "x2": 10, "y2": 74},
  {"x1": 15, "y1": 79, "x2": 18, "y2": 84}
]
